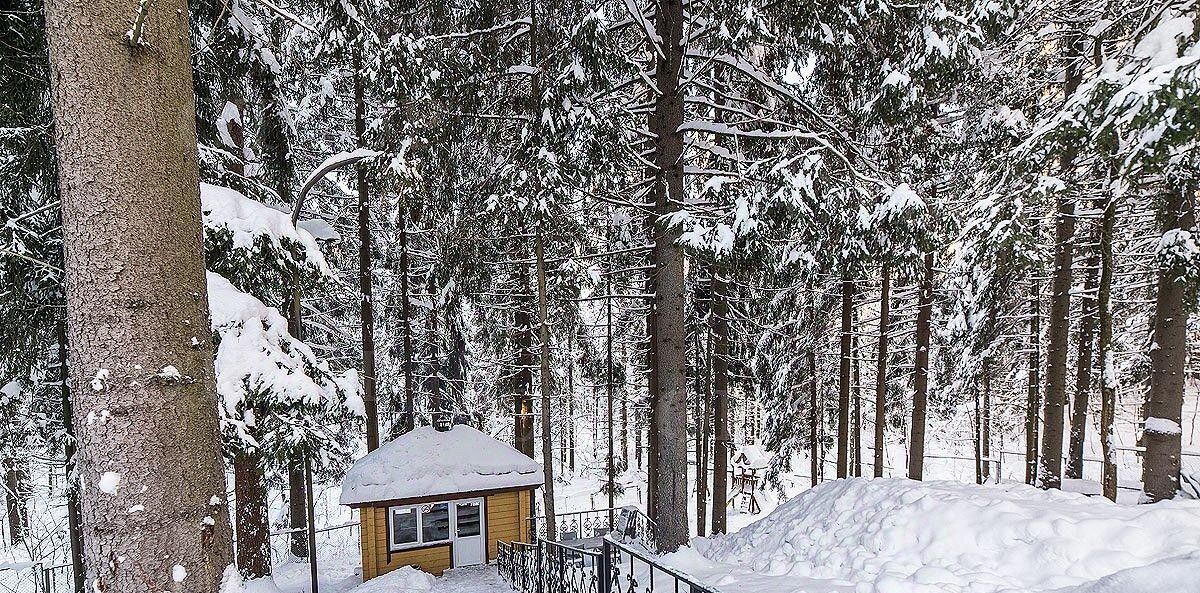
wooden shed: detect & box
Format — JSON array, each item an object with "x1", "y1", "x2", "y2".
[{"x1": 340, "y1": 425, "x2": 542, "y2": 579}]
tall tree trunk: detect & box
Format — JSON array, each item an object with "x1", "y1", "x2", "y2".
[
  {"x1": 233, "y1": 452, "x2": 270, "y2": 579},
  {"x1": 3, "y1": 460, "x2": 27, "y2": 545},
  {"x1": 427, "y1": 281, "x2": 442, "y2": 421},
  {"x1": 1039, "y1": 33, "x2": 1083, "y2": 490},
  {"x1": 1026, "y1": 280, "x2": 1042, "y2": 485},
  {"x1": 59, "y1": 322, "x2": 86, "y2": 593},
  {"x1": 710, "y1": 269, "x2": 730, "y2": 535},
  {"x1": 808, "y1": 346, "x2": 819, "y2": 487},
  {"x1": 1098, "y1": 189, "x2": 1118, "y2": 501},
  {"x1": 908, "y1": 252, "x2": 934, "y2": 480},
  {"x1": 606, "y1": 249, "x2": 617, "y2": 512},
  {"x1": 43, "y1": 0, "x2": 233, "y2": 588},
  {"x1": 355, "y1": 50, "x2": 379, "y2": 452},
  {"x1": 288, "y1": 457, "x2": 307, "y2": 558},
  {"x1": 515, "y1": 272, "x2": 535, "y2": 457},
  {"x1": 1142, "y1": 182, "x2": 1196, "y2": 502},
  {"x1": 837, "y1": 277, "x2": 853, "y2": 478},
  {"x1": 644, "y1": 228, "x2": 658, "y2": 515},
  {"x1": 285, "y1": 290, "x2": 308, "y2": 558},
  {"x1": 398, "y1": 206, "x2": 416, "y2": 436},
  {"x1": 874, "y1": 262, "x2": 890, "y2": 477},
  {"x1": 568, "y1": 333, "x2": 576, "y2": 474},
  {"x1": 697, "y1": 332, "x2": 711, "y2": 537},
  {"x1": 982, "y1": 358, "x2": 992, "y2": 482},
  {"x1": 852, "y1": 306, "x2": 862, "y2": 477},
  {"x1": 534, "y1": 225, "x2": 557, "y2": 537},
  {"x1": 648, "y1": 0, "x2": 689, "y2": 553},
  {"x1": 1067, "y1": 243, "x2": 1099, "y2": 480}
]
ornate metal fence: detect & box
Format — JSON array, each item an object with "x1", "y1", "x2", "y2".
[
  {"x1": 502, "y1": 507, "x2": 717, "y2": 593},
  {"x1": 529, "y1": 508, "x2": 618, "y2": 542},
  {"x1": 605, "y1": 537, "x2": 715, "y2": 593},
  {"x1": 543, "y1": 540, "x2": 603, "y2": 593},
  {"x1": 499, "y1": 540, "x2": 542, "y2": 593}
]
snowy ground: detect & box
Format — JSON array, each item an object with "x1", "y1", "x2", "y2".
[
  {"x1": 8, "y1": 386, "x2": 1200, "y2": 593},
  {"x1": 661, "y1": 478, "x2": 1200, "y2": 593}
]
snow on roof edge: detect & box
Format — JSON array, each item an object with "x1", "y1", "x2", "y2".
[{"x1": 339, "y1": 425, "x2": 543, "y2": 506}]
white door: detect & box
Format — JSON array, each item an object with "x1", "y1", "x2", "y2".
[{"x1": 452, "y1": 498, "x2": 485, "y2": 567}]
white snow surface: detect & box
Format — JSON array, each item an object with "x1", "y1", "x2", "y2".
[
  {"x1": 200, "y1": 182, "x2": 333, "y2": 278},
  {"x1": 97, "y1": 472, "x2": 120, "y2": 494},
  {"x1": 663, "y1": 478, "x2": 1200, "y2": 593},
  {"x1": 339, "y1": 425, "x2": 543, "y2": 505},
  {"x1": 1145, "y1": 416, "x2": 1184, "y2": 435},
  {"x1": 346, "y1": 566, "x2": 434, "y2": 593},
  {"x1": 207, "y1": 272, "x2": 363, "y2": 437}
]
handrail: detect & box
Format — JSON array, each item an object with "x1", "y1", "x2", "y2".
[
  {"x1": 500, "y1": 506, "x2": 716, "y2": 593},
  {"x1": 604, "y1": 536, "x2": 718, "y2": 593}
]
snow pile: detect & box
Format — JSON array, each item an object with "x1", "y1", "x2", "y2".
[
  {"x1": 340, "y1": 425, "x2": 543, "y2": 505},
  {"x1": 666, "y1": 478, "x2": 1200, "y2": 593},
  {"x1": 220, "y1": 565, "x2": 285, "y2": 593},
  {"x1": 346, "y1": 566, "x2": 434, "y2": 593}
]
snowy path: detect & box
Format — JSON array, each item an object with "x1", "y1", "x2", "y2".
[
  {"x1": 431, "y1": 566, "x2": 513, "y2": 593},
  {"x1": 272, "y1": 561, "x2": 512, "y2": 593}
]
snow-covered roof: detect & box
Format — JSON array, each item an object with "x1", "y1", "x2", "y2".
[
  {"x1": 733, "y1": 444, "x2": 772, "y2": 469},
  {"x1": 339, "y1": 425, "x2": 543, "y2": 506}
]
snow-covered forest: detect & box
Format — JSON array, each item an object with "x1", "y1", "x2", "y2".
[{"x1": 1, "y1": 0, "x2": 1199, "y2": 591}]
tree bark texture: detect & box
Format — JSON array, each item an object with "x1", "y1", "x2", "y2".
[
  {"x1": 233, "y1": 453, "x2": 270, "y2": 579},
  {"x1": 355, "y1": 50, "x2": 379, "y2": 452},
  {"x1": 534, "y1": 226, "x2": 557, "y2": 538},
  {"x1": 1098, "y1": 192, "x2": 1118, "y2": 501},
  {"x1": 1142, "y1": 182, "x2": 1196, "y2": 502},
  {"x1": 514, "y1": 272, "x2": 535, "y2": 458},
  {"x1": 710, "y1": 270, "x2": 730, "y2": 535},
  {"x1": 1039, "y1": 34, "x2": 1083, "y2": 490},
  {"x1": 874, "y1": 262, "x2": 890, "y2": 477},
  {"x1": 808, "y1": 347, "x2": 819, "y2": 487},
  {"x1": 43, "y1": 0, "x2": 234, "y2": 588},
  {"x1": 1026, "y1": 281, "x2": 1042, "y2": 485},
  {"x1": 1067, "y1": 243, "x2": 1098, "y2": 480},
  {"x1": 837, "y1": 277, "x2": 853, "y2": 478},
  {"x1": 649, "y1": 0, "x2": 689, "y2": 552},
  {"x1": 908, "y1": 252, "x2": 934, "y2": 480}
]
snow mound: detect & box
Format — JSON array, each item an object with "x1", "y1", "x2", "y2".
[
  {"x1": 340, "y1": 425, "x2": 543, "y2": 506},
  {"x1": 347, "y1": 566, "x2": 434, "y2": 593},
  {"x1": 669, "y1": 478, "x2": 1200, "y2": 593}
]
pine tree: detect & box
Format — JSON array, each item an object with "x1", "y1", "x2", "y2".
[{"x1": 42, "y1": 0, "x2": 233, "y2": 589}]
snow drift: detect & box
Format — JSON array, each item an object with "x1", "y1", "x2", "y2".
[
  {"x1": 345, "y1": 566, "x2": 434, "y2": 593},
  {"x1": 666, "y1": 478, "x2": 1200, "y2": 593}
]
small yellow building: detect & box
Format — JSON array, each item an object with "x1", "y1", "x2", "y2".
[{"x1": 339, "y1": 425, "x2": 542, "y2": 579}]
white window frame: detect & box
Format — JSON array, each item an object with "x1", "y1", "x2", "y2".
[{"x1": 386, "y1": 501, "x2": 455, "y2": 551}]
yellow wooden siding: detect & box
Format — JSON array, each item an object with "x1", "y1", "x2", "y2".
[
  {"x1": 359, "y1": 488, "x2": 535, "y2": 582},
  {"x1": 485, "y1": 490, "x2": 529, "y2": 561}
]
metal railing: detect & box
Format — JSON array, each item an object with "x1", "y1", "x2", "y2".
[
  {"x1": 502, "y1": 508, "x2": 717, "y2": 593},
  {"x1": 529, "y1": 507, "x2": 655, "y2": 552},
  {"x1": 38, "y1": 564, "x2": 73, "y2": 593},
  {"x1": 529, "y1": 508, "x2": 618, "y2": 543},
  {"x1": 266, "y1": 520, "x2": 359, "y2": 566},
  {"x1": 543, "y1": 540, "x2": 603, "y2": 593},
  {"x1": 607, "y1": 537, "x2": 715, "y2": 593},
  {"x1": 499, "y1": 540, "x2": 542, "y2": 593}
]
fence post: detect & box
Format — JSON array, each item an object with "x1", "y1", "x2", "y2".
[
  {"x1": 599, "y1": 539, "x2": 612, "y2": 593},
  {"x1": 536, "y1": 539, "x2": 544, "y2": 593}
]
